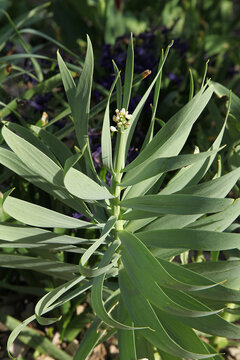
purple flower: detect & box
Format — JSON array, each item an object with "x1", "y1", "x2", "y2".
[
  {"x1": 92, "y1": 146, "x2": 101, "y2": 168},
  {"x1": 28, "y1": 93, "x2": 52, "y2": 112},
  {"x1": 72, "y1": 212, "x2": 91, "y2": 222},
  {"x1": 168, "y1": 72, "x2": 184, "y2": 85}
]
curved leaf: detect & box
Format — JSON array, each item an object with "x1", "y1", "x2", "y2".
[
  {"x1": 3, "y1": 196, "x2": 95, "y2": 228},
  {"x1": 64, "y1": 167, "x2": 113, "y2": 200}
]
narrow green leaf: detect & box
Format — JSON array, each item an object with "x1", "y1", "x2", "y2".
[
  {"x1": 73, "y1": 318, "x2": 103, "y2": 360},
  {"x1": 124, "y1": 85, "x2": 212, "y2": 172},
  {"x1": 122, "y1": 33, "x2": 134, "y2": 110},
  {"x1": 161, "y1": 92, "x2": 230, "y2": 195},
  {"x1": 121, "y1": 246, "x2": 222, "y2": 317},
  {"x1": 0, "y1": 312, "x2": 72, "y2": 360},
  {"x1": 101, "y1": 73, "x2": 120, "y2": 170},
  {"x1": 119, "y1": 268, "x2": 215, "y2": 359},
  {"x1": 57, "y1": 50, "x2": 76, "y2": 109},
  {"x1": 123, "y1": 86, "x2": 213, "y2": 200},
  {"x1": 35, "y1": 276, "x2": 85, "y2": 325},
  {"x1": 121, "y1": 149, "x2": 219, "y2": 186},
  {"x1": 119, "y1": 231, "x2": 218, "y2": 291},
  {"x1": 187, "y1": 199, "x2": 240, "y2": 231},
  {"x1": 79, "y1": 216, "x2": 117, "y2": 277},
  {"x1": 112, "y1": 60, "x2": 122, "y2": 109},
  {"x1": 142, "y1": 49, "x2": 164, "y2": 147}
]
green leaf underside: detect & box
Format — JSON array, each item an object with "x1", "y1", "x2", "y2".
[
  {"x1": 137, "y1": 228, "x2": 240, "y2": 251},
  {"x1": 121, "y1": 194, "x2": 233, "y2": 217},
  {"x1": 0, "y1": 253, "x2": 78, "y2": 280},
  {"x1": 64, "y1": 167, "x2": 113, "y2": 200},
  {"x1": 0, "y1": 146, "x2": 91, "y2": 217},
  {"x1": 2, "y1": 126, "x2": 63, "y2": 185},
  {"x1": 3, "y1": 196, "x2": 94, "y2": 228}
]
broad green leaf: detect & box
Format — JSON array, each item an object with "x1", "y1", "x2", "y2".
[
  {"x1": 3, "y1": 196, "x2": 94, "y2": 228},
  {"x1": 161, "y1": 98, "x2": 229, "y2": 195},
  {"x1": 123, "y1": 86, "x2": 214, "y2": 200},
  {"x1": 90, "y1": 240, "x2": 142, "y2": 330},
  {"x1": 117, "y1": 298, "x2": 137, "y2": 360},
  {"x1": 124, "y1": 85, "x2": 212, "y2": 172},
  {"x1": 63, "y1": 152, "x2": 84, "y2": 177},
  {"x1": 137, "y1": 227, "x2": 240, "y2": 251},
  {"x1": 64, "y1": 167, "x2": 113, "y2": 200},
  {"x1": 185, "y1": 260, "x2": 240, "y2": 287},
  {"x1": 119, "y1": 268, "x2": 215, "y2": 359},
  {"x1": 32, "y1": 125, "x2": 74, "y2": 167},
  {"x1": 2, "y1": 126, "x2": 63, "y2": 185},
  {"x1": 0, "y1": 146, "x2": 91, "y2": 217},
  {"x1": 7, "y1": 123, "x2": 59, "y2": 164},
  {"x1": 121, "y1": 194, "x2": 233, "y2": 216},
  {"x1": 186, "y1": 199, "x2": 240, "y2": 231},
  {"x1": 121, "y1": 247, "x2": 221, "y2": 317},
  {"x1": 119, "y1": 231, "x2": 218, "y2": 291},
  {"x1": 135, "y1": 334, "x2": 155, "y2": 360},
  {"x1": 121, "y1": 149, "x2": 219, "y2": 186},
  {"x1": 0, "y1": 253, "x2": 78, "y2": 280}
]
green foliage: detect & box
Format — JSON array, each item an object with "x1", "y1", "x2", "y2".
[{"x1": 1, "y1": 36, "x2": 240, "y2": 360}]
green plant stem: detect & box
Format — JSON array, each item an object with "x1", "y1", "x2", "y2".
[{"x1": 112, "y1": 132, "x2": 126, "y2": 233}]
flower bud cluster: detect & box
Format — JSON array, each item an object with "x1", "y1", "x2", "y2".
[{"x1": 111, "y1": 108, "x2": 132, "y2": 132}]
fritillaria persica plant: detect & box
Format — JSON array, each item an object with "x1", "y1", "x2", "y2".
[{"x1": 2, "y1": 35, "x2": 240, "y2": 360}]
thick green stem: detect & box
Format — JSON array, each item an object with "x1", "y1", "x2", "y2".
[{"x1": 111, "y1": 132, "x2": 126, "y2": 233}]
